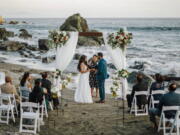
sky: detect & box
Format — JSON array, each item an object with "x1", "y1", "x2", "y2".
[{"x1": 0, "y1": 0, "x2": 180, "y2": 18}]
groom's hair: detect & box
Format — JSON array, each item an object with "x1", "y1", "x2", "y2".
[{"x1": 97, "y1": 52, "x2": 103, "y2": 57}]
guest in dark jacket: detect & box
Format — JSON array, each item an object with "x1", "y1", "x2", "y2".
[
  {"x1": 41, "y1": 72, "x2": 52, "y2": 101},
  {"x1": 127, "y1": 74, "x2": 148, "y2": 109},
  {"x1": 29, "y1": 79, "x2": 44, "y2": 104},
  {"x1": 149, "y1": 83, "x2": 180, "y2": 129},
  {"x1": 150, "y1": 73, "x2": 165, "y2": 100}
]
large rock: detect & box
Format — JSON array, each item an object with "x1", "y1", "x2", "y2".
[
  {"x1": 38, "y1": 39, "x2": 49, "y2": 51},
  {"x1": 42, "y1": 56, "x2": 55, "y2": 63},
  {"x1": 0, "y1": 28, "x2": 14, "y2": 41},
  {"x1": 107, "y1": 63, "x2": 116, "y2": 70},
  {"x1": 19, "y1": 29, "x2": 32, "y2": 39},
  {"x1": 9, "y1": 20, "x2": 19, "y2": 25},
  {"x1": 60, "y1": 14, "x2": 104, "y2": 46},
  {"x1": 78, "y1": 30, "x2": 104, "y2": 46},
  {"x1": 60, "y1": 13, "x2": 89, "y2": 32},
  {"x1": 0, "y1": 41, "x2": 26, "y2": 51},
  {"x1": 73, "y1": 53, "x2": 81, "y2": 60},
  {"x1": 127, "y1": 71, "x2": 154, "y2": 87}
]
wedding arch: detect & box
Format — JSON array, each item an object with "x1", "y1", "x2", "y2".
[{"x1": 51, "y1": 30, "x2": 132, "y2": 100}]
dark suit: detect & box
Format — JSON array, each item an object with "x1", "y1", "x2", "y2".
[
  {"x1": 149, "y1": 91, "x2": 180, "y2": 124},
  {"x1": 127, "y1": 81, "x2": 148, "y2": 108},
  {"x1": 97, "y1": 58, "x2": 108, "y2": 101},
  {"x1": 158, "y1": 91, "x2": 180, "y2": 118},
  {"x1": 41, "y1": 78, "x2": 52, "y2": 101}
]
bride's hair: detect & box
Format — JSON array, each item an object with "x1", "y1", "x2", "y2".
[{"x1": 77, "y1": 55, "x2": 88, "y2": 72}]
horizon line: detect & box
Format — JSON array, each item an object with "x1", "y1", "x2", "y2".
[{"x1": 3, "y1": 17, "x2": 180, "y2": 19}]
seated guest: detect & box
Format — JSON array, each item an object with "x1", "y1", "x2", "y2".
[
  {"x1": 29, "y1": 79, "x2": 45, "y2": 104},
  {"x1": 0, "y1": 76, "x2": 20, "y2": 103},
  {"x1": 20, "y1": 72, "x2": 32, "y2": 99},
  {"x1": 150, "y1": 73, "x2": 165, "y2": 101},
  {"x1": 127, "y1": 74, "x2": 148, "y2": 109},
  {"x1": 41, "y1": 72, "x2": 52, "y2": 102},
  {"x1": 149, "y1": 83, "x2": 180, "y2": 129}
]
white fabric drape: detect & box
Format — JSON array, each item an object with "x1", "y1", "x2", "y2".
[
  {"x1": 55, "y1": 32, "x2": 78, "y2": 71},
  {"x1": 54, "y1": 32, "x2": 78, "y2": 95},
  {"x1": 103, "y1": 32, "x2": 128, "y2": 99}
]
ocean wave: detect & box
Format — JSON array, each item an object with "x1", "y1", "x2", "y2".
[
  {"x1": 96, "y1": 26, "x2": 180, "y2": 31},
  {"x1": 128, "y1": 26, "x2": 180, "y2": 31}
]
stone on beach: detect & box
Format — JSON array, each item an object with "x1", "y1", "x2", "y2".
[
  {"x1": 59, "y1": 13, "x2": 103, "y2": 46},
  {"x1": 127, "y1": 71, "x2": 154, "y2": 87},
  {"x1": 0, "y1": 28, "x2": 14, "y2": 41},
  {"x1": 9, "y1": 20, "x2": 19, "y2": 25},
  {"x1": 38, "y1": 39, "x2": 49, "y2": 51},
  {"x1": 0, "y1": 41, "x2": 25, "y2": 51},
  {"x1": 19, "y1": 29, "x2": 32, "y2": 39},
  {"x1": 42, "y1": 55, "x2": 55, "y2": 63},
  {"x1": 60, "y1": 13, "x2": 89, "y2": 32}
]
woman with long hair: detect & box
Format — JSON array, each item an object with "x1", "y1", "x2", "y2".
[
  {"x1": 20, "y1": 72, "x2": 32, "y2": 100},
  {"x1": 74, "y1": 55, "x2": 93, "y2": 103},
  {"x1": 20, "y1": 72, "x2": 32, "y2": 90}
]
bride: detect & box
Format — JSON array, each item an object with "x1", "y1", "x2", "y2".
[{"x1": 74, "y1": 55, "x2": 93, "y2": 103}]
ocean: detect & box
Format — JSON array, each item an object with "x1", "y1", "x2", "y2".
[{"x1": 1, "y1": 18, "x2": 180, "y2": 76}]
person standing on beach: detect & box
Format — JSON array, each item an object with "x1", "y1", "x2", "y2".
[
  {"x1": 88, "y1": 55, "x2": 99, "y2": 98},
  {"x1": 96, "y1": 52, "x2": 109, "y2": 103}
]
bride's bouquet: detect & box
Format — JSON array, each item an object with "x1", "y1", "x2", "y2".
[
  {"x1": 48, "y1": 30, "x2": 70, "y2": 48},
  {"x1": 107, "y1": 28, "x2": 133, "y2": 49}
]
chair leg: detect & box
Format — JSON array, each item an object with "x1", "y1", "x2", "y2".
[
  {"x1": 7, "y1": 109, "x2": 9, "y2": 125},
  {"x1": 163, "y1": 114, "x2": 166, "y2": 135},
  {"x1": 49, "y1": 102, "x2": 53, "y2": 111},
  {"x1": 158, "y1": 115, "x2": 162, "y2": 132},
  {"x1": 130, "y1": 98, "x2": 135, "y2": 114},
  {"x1": 0, "y1": 110, "x2": 2, "y2": 123},
  {"x1": 34, "y1": 118, "x2": 38, "y2": 134},
  {"x1": 19, "y1": 116, "x2": 22, "y2": 133},
  {"x1": 11, "y1": 108, "x2": 15, "y2": 123}
]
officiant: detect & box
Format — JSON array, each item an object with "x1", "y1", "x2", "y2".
[{"x1": 88, "y1": 55, "x2": 99, "y2": 98}]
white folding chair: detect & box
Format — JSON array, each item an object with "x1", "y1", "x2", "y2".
[
  {"x1": 130, "y1": 91, "x2": 148, "y2": 116},
  {"x1": 149, "y1": 90, "x2": 165, "y2": 109},
  {"x1": 19, "y1": 102, "x2": 40, "y2": 134},
  {"x1": 158, "y1": 106, "x2": 179, "y2": 135},
  {"x1": 170, "y1": 108, "x2": 180, "y2": 135},
  {"x1": 1, "y1": 93, "x2": 18, "y2": 116},
  {"x1": 0, "y1": 94, "x2": 15, "y2": 124}
]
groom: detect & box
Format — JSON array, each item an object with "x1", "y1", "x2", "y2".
[{"x1": 96, "y1": 52, "x2": 108, "y2": 103}]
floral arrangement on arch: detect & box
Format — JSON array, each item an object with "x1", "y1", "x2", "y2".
[
  {"x1": 110, "y1": 79, "x2": 121, "y2": 98},
  {"x1": 110, "y1": 69, "x2": 129, "y2": 98},
  {"x1": 48, "y1": 30, "x2": 70, "y2": 48},
  {"x1": 107, "y1": 28, "x2": 133, "y2": 49},
  {"x1": 117, "y1": 69, "x2": 129, "y2": 78},
  {"x1": 54, "y1": 69, "x2": 61, "y2": 79}
]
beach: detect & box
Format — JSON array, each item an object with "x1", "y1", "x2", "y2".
[
  {"x1": 0, "y1": 61, "x2": 158, "y2": 135},
  {"x1": 0, "y1": 15, "x2": 180, "y2": 135}
]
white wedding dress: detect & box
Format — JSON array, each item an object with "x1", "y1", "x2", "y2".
[{"x1": 74, "y1": 63, "x2": 93, "y2": 103}]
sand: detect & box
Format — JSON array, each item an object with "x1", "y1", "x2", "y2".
[{"x1": 0, "y1": 62, "x2": 158, "y2": 135}]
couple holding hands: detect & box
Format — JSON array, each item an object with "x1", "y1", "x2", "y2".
[{"x1": 74, "y1": 52, "x2": 109, "y2": 104}]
